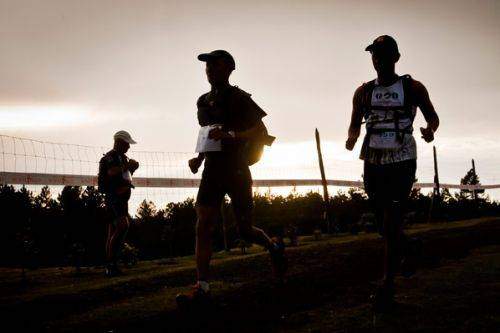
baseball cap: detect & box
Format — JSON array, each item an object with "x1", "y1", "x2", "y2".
[
  {"x1": 197, "y1": 50, "x2": 236, "y2": 70},
  {"x1": 113, "y1": 130, "x2": 137, "y2": 144},
  {"x1": 365, "y1": 35, "x2": 399, "y2": 55}
]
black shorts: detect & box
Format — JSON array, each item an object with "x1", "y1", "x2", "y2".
[
  {"x1": 196, "y1": 162, "x2": 253, "y2": 216},
  {"x1": 105, "y1": 196, "x2": 129, "y2": 223},
  {"x1": 363, "y1": 159, "x2": 416, "y2": 204}
]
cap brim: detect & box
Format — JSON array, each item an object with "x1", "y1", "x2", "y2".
[
  {"x1": 365, "y1": 44, "x2": 374, "y2": 52},
  {"x1": 197, "y1": 53, "x2": 214, "y2": 62},
  {"x1": 116, "y1": 137, "x2": 137, "y2": 144}
]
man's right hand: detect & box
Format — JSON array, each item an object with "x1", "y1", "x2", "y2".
[
  {"x1": 188, "y1": 157, "x2": 203, "y2": 174},
  {"x1": 127, "y1": 159, "x2": 140, "y2": 173},
  {"x1": 345, "y1": 137, "x2": 357, "y2": 151}
]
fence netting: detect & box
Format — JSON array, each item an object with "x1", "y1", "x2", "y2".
[{"x1": 1, "y1": 134, "x2": 499, "y2": 213}]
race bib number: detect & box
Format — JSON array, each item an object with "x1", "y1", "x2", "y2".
[
  {"x1": 195, "y1": 125, "x2": 222, "y2": 153},
  {"x1": 369, "y1": 132, "x2": 402, "y2": 150}
]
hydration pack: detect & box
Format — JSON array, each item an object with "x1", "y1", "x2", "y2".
[
  {"x1": 97, "y1": 155, "x2": 110, "y2": 194},
  {"x1": 244, "y1": 124, "x2": 275, "y2": 166},
  {"x1": 197, "y1": 86, "x2": 274, "y2": 165},
  {"x1": 363, "y1": 75, "x2": 415, "y2": 150}
]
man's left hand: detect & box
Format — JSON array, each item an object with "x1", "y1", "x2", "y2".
[
  {"x1": 345, "y1": 137, "x2": 357, "y2": 151},
  {"x1": 209, "y1": 128, "x2": 233, "y2": 141},
  {"x1": 420, "y1": 127, "x2": 434, "y2": 143}
]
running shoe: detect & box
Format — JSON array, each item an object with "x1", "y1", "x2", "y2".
[
  {"x1": 269, "y1": 237, "x2": 288, "y2": 282},
  {"x1": 176, "y1": 283, "x2": 212, "y2": 309},
  {"x1": 104, "y1": 264, "x2": 123, "y2": 277}
]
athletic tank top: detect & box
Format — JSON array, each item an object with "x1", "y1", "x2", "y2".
[{"x1": 360, "y1": 76, "x2": 417, "y2": 165}]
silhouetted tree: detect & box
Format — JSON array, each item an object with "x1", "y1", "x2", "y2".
[
  {"x1": 0, "y1": 184, "x2": 498, "y2": 267},
  {"x1": 136, "y1": 200, "x2": 157, "y2": 221},
  {"x1": 460, "y1": 166, "x2": 485, "y2": 199}
]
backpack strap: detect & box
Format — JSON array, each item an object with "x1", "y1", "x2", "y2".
[
  {"x1": 362, "y1": 80, "x2": 376, "y2": 120},
  {"x1": 401, "y1": 74, "x2": 414, "y2": 116},
  {"x1": 363, "y1": 76, "x2": 415, "y2": 144}
]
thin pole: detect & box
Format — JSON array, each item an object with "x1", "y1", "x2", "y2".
[
  {"x1": 315, "y1": 128, "x2": 330, "y2": 233},
  {"x1": 428, "y1": 145, "x2": 440, "y2": 223},
  {"x1": 433, "y1": 146, "x2": 440, "y2": 199},
  {"x1": 472, "y1": 159, "x2": 478, "y2": 201}
]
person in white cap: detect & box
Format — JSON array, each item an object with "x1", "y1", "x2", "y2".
[{"x1": 98, "y1": 130, "x2": 139, "y2": 276}]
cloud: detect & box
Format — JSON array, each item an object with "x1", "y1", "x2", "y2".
[{"x1": 0, "y1": 105, "x2": 95, "y2": 129}]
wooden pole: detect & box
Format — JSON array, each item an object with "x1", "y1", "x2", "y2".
[
  {"x1": 471, "y1": 159, "x2": 478, "y2": 201},
  {"x1": 315, "y1": 128, "x2": 331, "y2": 233},
  {"x1": 428, "y1": 145, "x2": 440, "y2": 223},
  {"x1": 433, "y1": 146, "x2": 440, "y2": 199}
]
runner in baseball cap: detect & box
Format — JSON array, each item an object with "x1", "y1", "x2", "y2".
[
  {"x1": 365, "y1": 35, "x2": 400, "y2": 56},
  {"x1": 197, "y1": 50, "x2": 236, "y2": 70},
  {"x1": 113, "y1": 130, "x2": 137, "y2": 145}
]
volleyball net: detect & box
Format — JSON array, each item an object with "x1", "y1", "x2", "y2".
[{"x1": 1, "y1": 134, "x2": 499, "y2": 211}]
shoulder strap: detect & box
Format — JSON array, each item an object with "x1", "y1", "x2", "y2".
[
  {"x1": 401, "y1": 74, "x2": 414, "y2": 111},
  {"x1": 196, "y1": 92, "x2": 213, "y2": 126},
  {"x1": 362, "y1": 80, "x2": 376, "y2": 117}
]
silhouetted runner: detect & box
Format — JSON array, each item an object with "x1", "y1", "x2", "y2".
[
  {"x1": 98, "y1": 130, "x2": 139, "y2": 277},
  {"x1": 346, "y1": 36, "x2": 439, "y2": 311},
  {"x1": 176, "y1": 50, "x2": 286, "y2": 307}
]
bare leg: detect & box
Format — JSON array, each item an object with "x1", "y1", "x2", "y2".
[
  {"x1": 106, "y1": 224, "x2": 115, "y2": 263},
  {"x1": 108, "y1": 216, "x2": 129, "y2": 265},
  {"x1": 195, "y1": 205, "x2": 217, "y2": 281},
  {"x1": 383, "y1": 200, "x2": 403, "y2": 288},
  {"x1": 236, "y1": 212, "x2": 274, "y2": 250},
  {"x1": 235, "y1": 208, "x2": 287, "y2": 280}
]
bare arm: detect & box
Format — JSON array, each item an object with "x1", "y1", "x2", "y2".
[
  {"x1": 346, "y1": 85, "x2": 365, "y2": 150},
  {"x1": 188, "y1": 153, "x2": 205, "y2": 174},
  {"x1": 107, "y1": 159, "x2": 139, "y2": 176},
  {"x1": 414, "y1": 80, "x2": 439, "y2": 131},
  {"x1": 413, "y1": 80, "x2": 439, "y2": 142}
]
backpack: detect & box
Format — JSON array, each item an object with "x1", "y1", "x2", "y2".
[
  {"x1": 243, "y1": 124, "x2": 275, "y2": 166},
  {"x1": 97, "y1": 154, "x2": 110, "y2": 194},
  {"x1": 198, "y1": 86, "x2": 275, "y2": 166}
]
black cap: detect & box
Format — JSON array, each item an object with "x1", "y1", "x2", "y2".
[
  {"x1": 197, "y1": 50, "x2": 236, "y2": 70},
  {"x1": 365, "y1": 35, "x2": 399, "y2": 55}
]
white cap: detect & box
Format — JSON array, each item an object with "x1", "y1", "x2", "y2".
[{"x1": 113, "y1": 130, "x2": 137, "y2": 144}]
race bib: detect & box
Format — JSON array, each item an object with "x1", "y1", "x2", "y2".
[
  {"x1": 122, "y1": 170, "x2": 133, "y2": 183},
  {"x1": 369, "y1": 132, "x2": 403, "y2": 150},
  {"x1": 195, "y1": 125, "x2": 222, "y2": 153}
]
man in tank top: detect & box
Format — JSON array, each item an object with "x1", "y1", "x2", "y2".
[{"x1": 346, "y1": 35, "x2": 440, "y2": 311}]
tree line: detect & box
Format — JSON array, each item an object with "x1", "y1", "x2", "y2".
[{"x1": 0, "y1": 169, "x2": 498, "y2": 268}]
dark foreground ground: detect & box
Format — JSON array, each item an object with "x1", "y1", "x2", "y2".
[{"x1": 1, "y1": 217, "x2": 500, "y2": 332}]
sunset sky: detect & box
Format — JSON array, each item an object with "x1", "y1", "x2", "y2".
[{"x1": 1, "y1": 0, "x2": 499, "y2": 194}]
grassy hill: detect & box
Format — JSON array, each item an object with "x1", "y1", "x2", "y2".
[{"x1": 1, "y1": 217, "x2": 499, "y2": 332}]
